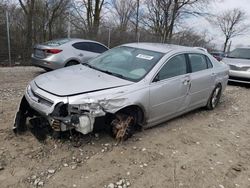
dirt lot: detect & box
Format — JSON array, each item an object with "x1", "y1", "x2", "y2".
[{"x1": 0, "y1": 67, "x2": 250, "y2": 188}]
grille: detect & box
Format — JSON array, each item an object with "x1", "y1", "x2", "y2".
[
  {"x1": 229, "y1": 65, "x2": 250, "y2": 71},
  {"x1": 30, "y1": 89, "x2": 54, "y2": 107}
]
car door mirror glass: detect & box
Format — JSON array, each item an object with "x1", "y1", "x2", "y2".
[{"x1": 153, "y1": 74, "x2": 160, "y2": 82}]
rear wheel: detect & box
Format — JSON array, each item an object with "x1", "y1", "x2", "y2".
[
  {"x1": 65, "y1": 61, "x2": 79, "y2": 67},
  {"x1": 206, "y1": 84, "x2": 222, "y2": 110}
]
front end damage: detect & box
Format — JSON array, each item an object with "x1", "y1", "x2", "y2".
[{"x1": 13, "y1": 93, "x2": 135, "y2": 141}]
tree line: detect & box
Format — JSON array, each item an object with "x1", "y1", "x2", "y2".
[{"x1": 0, "y1": 0, "x2": 248, "y2": 64}]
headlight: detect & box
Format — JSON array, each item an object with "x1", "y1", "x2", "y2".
[
  {"x1": 27, "y1": 84, "x2": 31, "y2": 91},
  {"x1": 26, "y1": 84, "x2": 32, "y2": 97}
]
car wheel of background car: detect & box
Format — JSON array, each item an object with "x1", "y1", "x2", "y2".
[
  {"x1": 43, "y1": 68, "x2": 51, "y2": 72},
  {"x1": 65, "y1": 61, "x2": 79, "y2": 67},
  {"x1": 206, "y1": 84, "x2": 222, "y2": 110},
  {"x1": 111, "y1": 112, "x2": 137, "y2": 142}
]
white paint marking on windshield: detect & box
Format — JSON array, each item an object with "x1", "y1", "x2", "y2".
[{"x1": 136, "y1": 54, "x2": 154, "y2": 60}]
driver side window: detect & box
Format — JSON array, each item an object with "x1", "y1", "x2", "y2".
[{"x1": 155, "y1": 54, "x2": 187, "y2": 81}]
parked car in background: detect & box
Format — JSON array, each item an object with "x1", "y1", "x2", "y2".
[
  {"x1": 210, "y1": 51, "x2": 225, "y2": 61},
  {"x1": 31, "y1": 38, "x2": 109, "y2": 71},
  {"x1": 14, "y1": 43, "x2": 229, "y2": 141},
  {"x1": 222, "y1": 47, "x2": 250, "y2": 84}
]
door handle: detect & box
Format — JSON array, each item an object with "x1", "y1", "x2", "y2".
[
  {"x1": 182, "y1": 79, "x2": 190, "y2": 85},
  {"x1": 79, "y1": 53, "x2": 83, "y2": 57}
]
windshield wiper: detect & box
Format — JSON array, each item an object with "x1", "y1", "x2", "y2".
[
  {"x1": 82, "y1": 62, "x2": 102, "y2": 71},
  {"x1": 82, "y1": 63, "x2": 126, "y2": 79},
  {"x1": 100, "y1": 69, "x2": 125, "y2": 79},
  {"x1": 82, "y1": 62, "x2": 93, "y2": 68}
]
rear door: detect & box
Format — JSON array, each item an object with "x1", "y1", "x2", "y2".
[
  {"x1": 187, "y1": 53, "x2": 216, "y2": 108},
  {"x1": 72, "y1": 42, "x2": 98, "y2": 62},
  {"x1": 149, "y1": 54, "x2": 190, "y2": 123}
]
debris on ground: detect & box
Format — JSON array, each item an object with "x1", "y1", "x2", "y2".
[{"x1": 1, "y1": 67, "x2": 250, "y2": 187}]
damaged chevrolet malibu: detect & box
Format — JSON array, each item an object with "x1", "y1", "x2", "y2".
[{"x1": 13, "y1": 43, "x2": 229, "y2": 141}]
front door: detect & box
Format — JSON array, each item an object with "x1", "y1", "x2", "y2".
[{"x1": 149, "y1": 54, "x2": 190, "y2": 124}]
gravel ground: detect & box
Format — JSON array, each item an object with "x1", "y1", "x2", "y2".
[{"x1": 0, "y1": 66, "x2": 250, "y2": 188}]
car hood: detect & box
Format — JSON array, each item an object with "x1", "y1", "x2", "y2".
[
  {"x1": 222, "y1": 57, "x2": 250, "y2": 67},
  {"x1": 34, "y1": 65, "x2": 133, "y2": 97}
]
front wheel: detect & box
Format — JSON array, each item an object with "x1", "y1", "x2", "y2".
[
  {"x1": 206, "y1": 84, "x2": 222, "y2": 110},
  {"x1": 111, "y1": 113, "x2": 136, "y2": 142}
]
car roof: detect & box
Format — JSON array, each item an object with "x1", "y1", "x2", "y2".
[
  {"x1": 41, "y1": 38, "x2": 108, "y2": 48},
  {"x1": 122, "y1": 42, "x2": 200, "y2": 54},
  {"x1": 49, "y1": 38, "x2": 107, "y2": 45},
  {"x1": 67, "y1": 38, "x2": 101, "y2": 43}
]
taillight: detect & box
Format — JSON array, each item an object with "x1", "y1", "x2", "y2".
[{"x1": 44, "y1": 49, "x2": 62, "y2": 54}]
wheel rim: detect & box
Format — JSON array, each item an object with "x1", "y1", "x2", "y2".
[
  {"x1": 211, "y1": 87, "x2": 221, "y2": 108},
  {"x1": 111, "y1": 114, "x2": 134, "y2": 142}
]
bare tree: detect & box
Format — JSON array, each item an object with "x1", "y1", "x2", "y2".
[
  {"x1": 173, "y1": 28, "x2": 215, "y2": 49},
  {"x1": 135, "y1": 0, "x2": 139, "y2": 40},
  {"x1": 111, "y1": 0, "x2": 136, "y2": 31},
  {"x1": 44, "y1": 0, "x2": 70, "y2": 40},
  {"x1": 83, "y1": 0, "x2": 105, "y2": 38},
  {"x1": 209, "y1": 9, "x2": 248, "y2": 52},
  {"x1": 18, "y1": 0, "x2": 35, "y2": 56},
  {"x1": 143, "y1": 0, "x2": 209, "y2": 43}
]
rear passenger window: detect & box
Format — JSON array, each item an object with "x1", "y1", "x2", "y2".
[
  {"x1": 72, "y1": 42, "x2": 89, "y2": 51},
  {"x1": 157, "y1": 54, "x2": 187, "y2": 80},
  {"x1": 189, "y1": 54, "x2": 208, "y2": 72},
  {"x1": 72, "y1": 42, "x2": 108, "y2": 53},
  {"x1": 89, "y1": 43, "x2": 108, "y2": 53}
]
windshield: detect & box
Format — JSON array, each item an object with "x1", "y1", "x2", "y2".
[
  {"x1": 86, "y1": 46, "x2": 164, "y2": 82},
  {"x1": 227, "y1": 48, "x2": 250, "y2": 60}
]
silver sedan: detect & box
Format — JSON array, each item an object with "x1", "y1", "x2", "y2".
[
  {"x1": 14, "y1": 43, "x2": 229, "y2": 141},
  {"x1": 222, "y1": 47, "x2": 250, "y2": 84},
  {"x1": 31, "y1": 38, "x2": 109, "y2": 70}
]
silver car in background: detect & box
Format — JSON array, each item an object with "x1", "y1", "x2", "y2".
[
  {"x1": 222, "y1": 47, "x2": 250, "y2": 83},
  {"x1": 14, "y1": 43, "x2": 229, "y2": 141},
  {"x1": 32, "y1": 38, "x2": 109, "y2": 70}
]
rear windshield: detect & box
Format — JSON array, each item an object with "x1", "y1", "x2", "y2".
[
  {"x1": 43, "y1": 39, "x2": 70, "y2": 46},
  {"x1": 227, "y1": 48, "x2": 250, "y2": 60}
]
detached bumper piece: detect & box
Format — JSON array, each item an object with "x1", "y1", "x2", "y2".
[
  {"x1": 13, "y1": 96, "x2": 52, "y2": 141},
  {"x1": 13, "y1": 96, "x2": 31, "y2": 134}
]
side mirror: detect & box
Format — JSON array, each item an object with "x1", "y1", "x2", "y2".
[{"x1": 153, "y1": 74, "x2": 160, "y2": 82}]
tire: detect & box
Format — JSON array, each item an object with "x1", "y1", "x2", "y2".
[
  {"x1": 206, "y1": 84, "x2": 222, "y2": 110},
  {"x1": 111, "y1": 112, "x2": 137, "y2": 141},
  {"x1": 65, "y1": 61, "x2": 78, "y2": 67},
  {"x1": 43, "y1": 68, "x2": 51, "y2": 72}
]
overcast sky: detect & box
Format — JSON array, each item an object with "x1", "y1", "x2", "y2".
[{"x1": 185, "y1": 0, "x2": 250, "y2": 50}]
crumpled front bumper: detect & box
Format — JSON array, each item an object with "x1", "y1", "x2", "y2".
[{"x1": 14, "y1": 85, "x2": 108, "y2": 136}]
